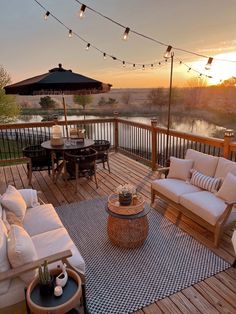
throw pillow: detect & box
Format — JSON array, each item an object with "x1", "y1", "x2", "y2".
[
  {"x1": 0, "y1": 185, "x2": 27, "y2": 220},
  {"x1": 7, "y1": 225, "x2": 38, "y2": 284},
  {"x1": 0, "y1": 219, "x2": 11, "y2": 295},
  {"x1": 216, "y1": 172, "x2": 236, "y2": 203},
  {"x1": 6, "y1": 211, "x2": 24, "y2": 228},
  {"x1": 18, "y1": 189, "x2": 40, "y2": 208},
  {"x1": 167, "y1": 157, "x2": 193, "y2": 181},
  {"x1": 190, "y1": 170, "x2": 221, "y2": 193}
]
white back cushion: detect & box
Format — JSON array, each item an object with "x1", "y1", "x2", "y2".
[
  {"x1": 185, "y1": 149, "x2": 219, "y2": 177},
  {"x1": 214, "y1": 157, "x2": 236, "y2": 180},
  {"x1": 0, "y1": 219, "x2": 11, "y2": 295},
  {"x1": 167, "y1": 157, "x2": 193, "y2": 181},
  {"x1": 18, "y1": 189, "x2": 40, "y2": 208}
]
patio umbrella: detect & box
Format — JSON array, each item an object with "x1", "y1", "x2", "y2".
[{"x1": 4, "y1": 63, "x2": 112, "y2": 137}]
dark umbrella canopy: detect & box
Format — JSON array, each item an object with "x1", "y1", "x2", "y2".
[
  {"x1": 4, "y1": 63, "x2": 111, "y2": 95},
  {"x1": 4, "y1": 64, "x2": 112, "y2": 137}
]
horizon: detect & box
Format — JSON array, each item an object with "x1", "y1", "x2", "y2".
[{"x1": 1, "y1": 0, "x2": 236, "y2": 88}]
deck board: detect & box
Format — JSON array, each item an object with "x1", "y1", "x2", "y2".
[{"x1": 1, "y1": 152, "x2": 236, "y2": 314}]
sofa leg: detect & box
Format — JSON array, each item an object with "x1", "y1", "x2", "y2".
[{"x1": 232, "y1": 260, "x2": 236, "y2": 268}]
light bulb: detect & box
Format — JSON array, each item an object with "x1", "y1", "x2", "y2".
[
  {"x1": 122, "y1": 61, "x2": 125, "y2": 67},
  {"x1": 133, "y1": 64, "x2": 136, "y2": 68},
  {"x1": 79, "y1": 4, "x2": 86, "y2": 18},
  {"x1": 151, "y1": 64, "x2": 154, "y2": 68},
  {"x1": 205, "y1": 57, "x2": 213, "y2": 70},
  {"x1": 103, "y1": 53, "x2": 106, "y2": 60},
  {"x1": 123, "y1": 27, "x2": 130, "y2": 40},
  {"x1": 142, "y1": 65, "x2": 145, "y2": 70},
  {"x1": 69, "y1": 29, "x2": 72, "y2": 38},
  {"x1": 86, "y1": 43, "x2": 90, "y2": 50},
  {"x1": 164, "y1": 45, "x2": 172, "y2": 58},
  {"x1": 44, "y1": 11, "x2": 50, "y2": 20}
]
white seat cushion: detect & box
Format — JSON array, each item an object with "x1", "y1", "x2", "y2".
[
  {"x1": 180, "y1": 191, "x2": 226, "y2": 225},
  {"x1": 152, "y1": 179, "x2": 201, "y2": 203},
  {"x1": 215, "y1": 157, "x2": 236, "y2": 180},
  {"x1": 32, "y1": 228, "x2": 85, "y2": 274},
  {"x1": 23, "y1": 204, "x2": 63, "y2": 236},
  {"x1": 185, "y1": 149, "x2": 219, "y2": 177}
]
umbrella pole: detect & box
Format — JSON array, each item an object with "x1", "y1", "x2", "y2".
[{"x1": 62, "y1": 95, "x2": 69, "y2": 138}]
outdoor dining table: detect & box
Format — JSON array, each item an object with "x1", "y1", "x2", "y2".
[{"x1": 41, "y1": 139, "x2": 94, "y2": 183}]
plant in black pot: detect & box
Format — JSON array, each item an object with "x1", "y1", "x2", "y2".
[
  {"x1": 116, "y1": 184, "x2": 136, "y2": 206},
  {"x1": 38, "y1": 260, "x2": 54, "y2": 295}
]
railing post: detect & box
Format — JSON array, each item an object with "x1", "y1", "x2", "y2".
[
  {"x1": 151, "y1": 119, "x2": 157, "y2": 171},
  {"x1": 223, "y1": 129, "x2": 234, "y2": 159},
  {"x1": 113, "y1": 112, "x2": 119, "y2": 152}
]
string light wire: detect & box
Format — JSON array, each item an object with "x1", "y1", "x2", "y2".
[{"x1": 74, "y1": 0, "x2": 236, "y2": 64}]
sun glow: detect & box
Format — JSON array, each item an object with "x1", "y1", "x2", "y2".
[{"x1": 189, "y1": 52, "x2": 236, "y2": 85}]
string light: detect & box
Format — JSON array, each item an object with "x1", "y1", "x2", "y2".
[
  {"x1": 79, "y1": 4, "x2": 86, "y2": 18},
  {"x1": 142, "y1": 65, "x2": 145, "y2": 70},
  {"x1": 44, "y1": 11, "x2": 50, "y2": 20},
  {"x1": 122, "y1": 61, "x2": 126, "y2": 67},
  {"x1": 69, "y1": 29, "x2": 73, "y2": 37},
  {"x1": 86, "y1": 43, "x2": 90, "y2": 50},
  {"x1": 73, "y1": 0, "x2": 236, "y2": 64},
  {"x1": 205, "y1": 57, "x2": 213, "y2": 70},
  {"x1": 151, "y1": 64, "x2": 154, "y2": 68},
  {"x1": 164, "y1": 46, "x2": 172, "y2": 59},
  {"x1": 133, "y1": 64, "x2": 136, "y2": 68},
  {"x1": 123, "y1": 27, "x2": 130, "y2": 40},
  {"x1": 103, "y1": 52, "x2": 106, "y2": 60}
]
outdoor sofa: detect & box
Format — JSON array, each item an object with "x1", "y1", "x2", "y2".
[
  {"x1": 0, "y1": 186, "x2": 85, "y2": 312},
  {"x1": 151, "y1": 149, "x2": 236, "y2": 247}
]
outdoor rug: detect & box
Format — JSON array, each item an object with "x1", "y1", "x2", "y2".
[{"x1": 56, "y1": 197, "x2": 230, "y2": 314}]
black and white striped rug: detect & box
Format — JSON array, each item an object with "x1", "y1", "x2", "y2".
[{"x1": 56, "y1": 197, "x2": 230, "y2": 314}]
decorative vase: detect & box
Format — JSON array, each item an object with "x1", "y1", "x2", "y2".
[
  {"x1": 119, "y1": 193, "x2": 132, "y2": 206},
  {"x1": 39, "y1": 277, "x2": 54, "y2": 296}
]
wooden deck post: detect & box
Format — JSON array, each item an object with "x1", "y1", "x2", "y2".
[
  {"x1": 151, "y1": 119, "x2": 157, "y2": 171},
  {"x1": 114, "y1": 112, "x2": 119, "y2": 152},
  {"x1": 223, "y1": 129, "x2": 234, "y2": 159}
]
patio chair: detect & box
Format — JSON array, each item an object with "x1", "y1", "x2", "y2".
[
  {"x1": 64, "y1": 147, "x2": 98, "y2": 191},
  {"x1": 92, "y1": 140, "x2": 111, "y2": 173},
  {"x1": 22, "y1": 144, "x2": 52, "y2": 185}
]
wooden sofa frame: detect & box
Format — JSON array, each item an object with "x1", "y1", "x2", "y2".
[
  {"x1": 0, "y1": 250, "x2": 87, "y2": 314},
  {"x1": 151, "y1": 167, "x2": 236, "y2": 247}
]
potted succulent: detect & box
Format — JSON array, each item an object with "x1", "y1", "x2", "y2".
[
  {"x1": 38, "y1": 260, "x2": 54, "y2": 295},
  {"x1": 116, "y1": 184, "x2": 136, "y2": 206}
]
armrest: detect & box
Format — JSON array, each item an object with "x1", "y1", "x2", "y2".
[
  {"x1": 0, "y1": 250, "x2": 72, "y2": 282},
  {"x1": 156, "y1": 167, "x2": 170, "y2": 179},
  {"x1": 225, "y1": 201, "x2": 236, "y2": 206}
]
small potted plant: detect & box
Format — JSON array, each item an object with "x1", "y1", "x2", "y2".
[
  {"x1": 38, "y1": 260, "x2": 54, "y2": 295},
  {"x1": 116, "y1": 184, "x2": 136, "y2": 206}
]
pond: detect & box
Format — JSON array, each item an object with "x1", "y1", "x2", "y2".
[{"x1": 18, "y1": 114, "x2": 226, "y2": 139}]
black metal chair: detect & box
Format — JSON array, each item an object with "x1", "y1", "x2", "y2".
[
  {"x1": 22, "y1": 145, "x2": 52, "y2": 185},
  {"x1": 92, "y1": 140, "x2": 111, "y2": 173},
  {"x1": 64, "y1": 147, "x2": 98, "y2": 191}
]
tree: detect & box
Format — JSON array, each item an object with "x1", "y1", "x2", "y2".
[
  {"x1": 185, "y1": 77, "x2": 207, "y2": 107},
  {"x1": 73, "y1": 95, "x2": 92, "y2": 110},
  {"x1": 147, "y1": 88, "x2": 167, "y2": 111},
  {"x1": 39, "y1": 96, "x2": 56, "y2": 109},
  {"x1": 0, "y1": 65, "x2": 20, "y2": 123},
  {"x1": 121, "y1": 92, "x2": 131, "y2": 105}
]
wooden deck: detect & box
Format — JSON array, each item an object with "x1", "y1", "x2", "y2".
[{"x1": 1, "y1": 152, "x2": 236, "y2": 314}]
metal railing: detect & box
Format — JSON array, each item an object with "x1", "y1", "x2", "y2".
[{"x1": 0, "y1": 116, "x2": 234, "y2": 169}]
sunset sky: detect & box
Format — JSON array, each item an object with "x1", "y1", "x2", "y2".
[{"x1": 1, "y1": 0, "x2": 236, "y2": 88}]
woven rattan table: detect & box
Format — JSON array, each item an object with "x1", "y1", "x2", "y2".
[{"x1": 106, "y1": 203, "x2": 150, "y2": 249}]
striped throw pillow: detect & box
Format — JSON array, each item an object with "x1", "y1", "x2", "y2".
[{"x1": 190, "y1": 170, "x2": 221, "y2": 193}]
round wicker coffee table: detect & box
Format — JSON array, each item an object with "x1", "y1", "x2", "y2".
[{"x1": 106, "y1": 204, "x2": 150, "y2": 249}]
